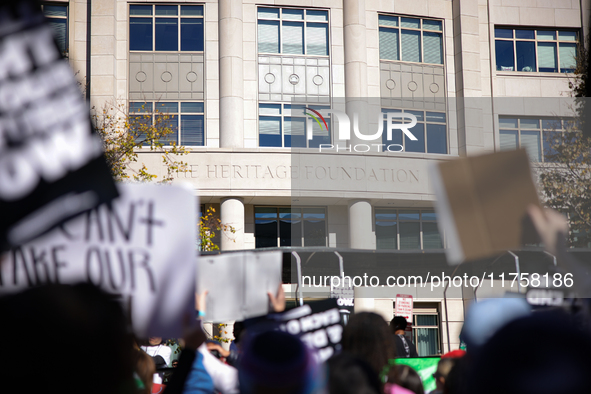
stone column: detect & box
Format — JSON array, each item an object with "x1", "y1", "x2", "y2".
[
  {"x1": 221, "y1": 197, "x2": 244, "y2": 250},
  {"x1": 343, "y1": 0, "x2": 372, "y2": 149},
  {"x1": 348, "y1": 200, "x2": 374, "y2": 249},
  {"x1": 219, "y1": 0, "x2": 243, "y2": 148}
]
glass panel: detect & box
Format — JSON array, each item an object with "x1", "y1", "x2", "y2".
[
  {"x1": 258, "y1": 8, "x2": 280, "y2": 19},
  {"x1": 130, "y1": 18, "x2": 153, "y2": 51},
  {"x1": 181, "y1": 5, "x2": 203, "y2": 16},
  {"x1": 43, "y1": 5, "x2": 67, "y2": 17},
  {"x1": 407, "y1": 110, "x2": 424, "y2": 122},
  {"x1": 399, "y1": 210, "x2": 420, "y2": 221},
  {"x1": 401, "y1": 30, "x2": 421, "y2": 62},
  {"x1": 282, "y1": 8, "x2": 304, "y2": 20},
  {"x1": 376, "y1": 221, "x2": 397, "y2": 249},
  {"x1": 379, "y1": 15, "x2": 398, "y2": 27},
  {"x1": 258, "y1": 20, "x2": 280, "y2": 53},
  {"x1": 155, "y1": 102, "x2": 178, "y2": 113},
  {"x1": 520, "y1": 119, "x2": 539, "y2": 129},
  {"x1": 279, "y1": 208, "x2": 301, "y2": 219},
  {"x1": 404, "y1": 122, "x2": 425, "y2": 152},
  {"x1": 421, "y1": 211, "x2": 437, "y2": 221},
  {"x1": 180, "y1": 115, "x2": 204, "y2": 146},
  {"x1": 284, "y1": 117, "x2": 306, "y2": 148},
  {"x1": 423, "y1": 222, "x2": 443, "y2": 249},
  {"x1": 181, "y1": 102, "x2": 204, "y2": 113},
  {"x1": 423, "y1": 19, "x2": 442, "y2": 31},
  {"x1": 543, "y1": 130, "x2": 560, "y2": 162},
  {"x1": 521, "y1": 130, "x2": 541, "y2": 162},
  {"x1": 559, "y1": 31, "x2": 577, "y2": 41},
  {"x1": 181, "y1": 19, "x2": 204, "y2": 51},
  {"x1": 283, "y1": 22, "x2": 304, "y2": 54},
  {"x1": 400, "y1": 17, "x2": 420, "y2": 29},
  {"x1": 259, "y1": 117, "x2": 282, "y2": 147},
  {"x1": 538, "y1": 42, "x2": 557, "y2": 72},
  {"x1": 423, "y1": 32, "x2": 443, "y2": 64},
  {"x1": 155, "y1": 115, "x2": 178, "y2": 145},
  {"x1": 500, "y1": 130, "x2": 518, "y2": 150},
  {"x1": 156, "y1": 18, "x2": 178, "y2": 51},
  {"x1": 427, "y1": 123, "x2": 447, "y2": 154},
  {"x1": 303, "y1": 208, "x2": 326, "y2": 219},
  {"x1": 255, "y1": 216, "x2": 278, "y2": 248},
  {"x1": 47, "y1": 19, "x2": 67, "y2": 53},
  {"x1": 495, "y1": 28, "x2": 513, "y2": 38},
  {"x1": 375, "y1": 209, "x2": 397, "y2": 221},
  {"x1": 307, "y1": 23, "x2": 328, "y2": 56},
  {"x1": 307, "y1": 10, "x2": 328, "y2": 22},
  {"x1": 559, "y1": 43, "x2": 577, "y2": 72},
  {"x1": 281, "y1": 217, "x2": 302, "y2": 247},
  {"x1": 130, "y1": 115, "x2": 152, "y2": 146},
  {"x1": 495, "y1": 40, "x2": 514, "y2": 71},
  {"x1": 499, "y1": 117, "x2": 518, "y2": 129},
  {"x1": 537, "y1": 30, "x2": 556, "y2": 40},
  {"x1": 284, "y1": 104, "x2": 306, "y2": 116},
  {"x1": 416, "y1": 315, "x2": 437, "y2": 325},
  {"x1": 516, "y1": 41, "x2": 536, "y2": 72},
  {"x1": 130, "y1": 5, "x2": 152, "y2": 16},
  {"x1": 542, "y1": 119, "x2": 562, "y2": 130},
  {"x1": 303, "y1": 217, "x2": 326, "y2": 247},
  {"x1": 129, "y1": 102, "x2": 153, "y2": 113},
  {"x1": 155, "y1": 5, "x2": 178, "y2": 16},
  {"x1": 426, "y1": 112, "x2": 446, "y2": 123},
  {"x1": 379, "y1": 27, "x2": 399, "y2": 61},
  {"x1": 259, "y1": 103, "x2": 281, "y2": 115},
  {"x1": 515, "y1": 29, "x2": 534, "y2": 39},
  {"x1": 255, "y1": 207, "x2": 278, "y2": 217},
  {"x1": 400, "y1": 222, "x2": 420, "y2": 249},
  {"x1": 415, "y1": 328, "x2": 439, "y2": 357}
]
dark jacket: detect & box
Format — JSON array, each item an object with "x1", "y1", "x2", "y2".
[{"x1": 394, "y1": 334, "x2": 419, "y2": 358}]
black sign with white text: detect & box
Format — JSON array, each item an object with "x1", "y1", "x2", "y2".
[{"x1": 0, "y1": 1, "x2": 117, "y2": 251}]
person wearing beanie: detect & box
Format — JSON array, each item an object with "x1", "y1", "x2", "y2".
[{"x1": 238, "y1": 330, "x2": 323, "y2": 394}]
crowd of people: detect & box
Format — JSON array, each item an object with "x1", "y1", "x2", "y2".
[{"x1": 1, "y1": 206, "x2": 590, "y2": 394}]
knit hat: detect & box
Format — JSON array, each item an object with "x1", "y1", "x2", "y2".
[{"x1": 238, "y1": 330, "x2": 323, "y2": 394}]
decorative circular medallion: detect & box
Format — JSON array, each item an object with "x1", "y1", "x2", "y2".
[
  {"x1": 264, "y1": 73, "x2": 276, "y2": 84},
  {"x1": 407, "y1": 81, "x2": 418, "y2": 92},
  {"x1": 186, "y1": 72, "x2": 198, "y2": 82},
  {"x1": 161, "y1": 71, "x2": 173, "y2": 82},
  {"x1": 429, "y1": 83, "x2": 440, "y2": 93},
  {"x1": 385, "y1": 79, "x2": 396, "y2": 90},
  {"x1": 312, "y1": 75, "x2": 323, "y2": 85},
  {"x1": 289, "y1": 74, "x2": 300, "y2": 85},
  {"x1": 136, "y1": 71, "x2": 147, "y2": 82}
]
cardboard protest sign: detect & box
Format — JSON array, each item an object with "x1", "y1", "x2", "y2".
[
  {"x1": 0, "y1": 183, "x2": 196, "y2": 338},
  {"x1": 198, "y1": 251, "x2": 282, "y2": 322},
  {"x1": 0, "y1": 1, "x2": 118, "y2": 252},
  {"x1": 271, "y1": 299, "x2": 343, "y2": 362},
  {"x1": 430, "y1": 149, "x2": 540, "y2": 264}
]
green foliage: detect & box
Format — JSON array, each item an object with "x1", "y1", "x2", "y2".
[
  {"x1": 92, "y1": 101, "x2": 189, "y2": 183},
  {"x1": 199, "y1": 207, "x2": 236, "y2": 251}
]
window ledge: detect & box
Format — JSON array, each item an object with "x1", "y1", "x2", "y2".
[{"x1": 495, "y1": 71, "x2": 574, "y2": 78}]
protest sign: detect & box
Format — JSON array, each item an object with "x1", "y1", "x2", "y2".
[
  {"x1": 198, "y1": 251, "x2": 282, "y2": 322},
  {"x1": 271, "y1": 299, "x2": 343, "y2": 362},
  {"x1": 0, "y1": 1, "x2": 118, "y2": 252},
  {"x1": 394, "y1": 357, "x2": 439, "y2": 392},
  {"x1": 430, "y1": 149, "x2": 540, "y2": 264},
  {"x1": 0, "y1": 183, "x2": 196, "y2": 338}
]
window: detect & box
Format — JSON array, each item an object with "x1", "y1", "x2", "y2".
[
  {"x1": 411, "y1": 306, "x2": 441, "y2": 356},
  {"x1": 375, "y1": 209, "x2": 443, "y2": 250},
  {"x1": 129, "y1": 101, "x2": 205, "y2": 146},
  {"x1": 258, "y1": 103, "x2": 330, "y2": 148},
  {"x1": 42, "y1": 3, "x2": 68, "y2": 56},
  {"x1": 255, "y1": 207, "x2": 327, "y2": 248},
  {"x1": 495, "y1": 28, "x2": 578, "y2": 73},
  {"x1": 382, "y1": 109, "x2": 447, "y2": 154},
  {"x1": 129, "y1": 4, "x2": 204, "y2": 52},
  {"x1": 257, "y1": 7, "x2": 329, "y2": 56},
  {"x1": 379, "y1": 15, "x2": 443, "y2": 64},
  {"x1": 499, "y1": 117, "x2": 574, "y2": 162}
]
